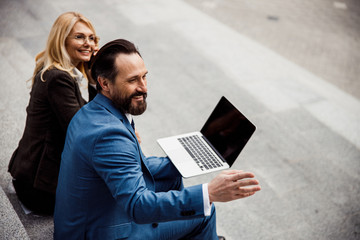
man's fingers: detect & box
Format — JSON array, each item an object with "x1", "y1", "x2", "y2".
[
  {"x1": 227, "y1": 171, "x2": 255, "y2": 181},
  {"x1": 238, "y1": 185, "x2": 262, "y2": 194},
  {"x1": 235, "y1": 179, "x2": 259, "y2": 187},
  {"x1": 221, "y1": 169, "x2": 243, "y2": 175},
  {"x1": 235, "y1": 192, "x2": 256, "y2": 198}
]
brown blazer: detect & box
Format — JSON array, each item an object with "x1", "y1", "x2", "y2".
[{"x1": 8, "y1": 68, "x2": 93, "y2": 194}]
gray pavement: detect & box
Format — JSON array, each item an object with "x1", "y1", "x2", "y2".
[{"x1": 0, "y1": 0, "x2": 359, "y2": 239}]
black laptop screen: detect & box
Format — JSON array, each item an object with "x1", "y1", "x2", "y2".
[{"x1": 200, "y1": 96, "x2": 256, "y2": 167}]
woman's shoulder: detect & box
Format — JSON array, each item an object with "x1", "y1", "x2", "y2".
[
  {"x1": 42, "y1": 68, "x2": 72, "y2": 80},
  {"x1": 38, "y1": 68, "x2": 77, "y2": 88}
]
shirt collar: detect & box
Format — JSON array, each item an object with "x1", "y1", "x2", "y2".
[
  {"x1": 72, "y1": 67, "x2": 84, "y2": 83},
  {"x1": 125, "y1": 113, "x2": 133, "y2": 125},
  {"x1": 72, "y1": 67, "x2": 89, "y2": 102}
]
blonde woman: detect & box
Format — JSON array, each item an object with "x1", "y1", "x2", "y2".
[{"x1": 8, "y1": 12, "x2": 99, "y2": 215}]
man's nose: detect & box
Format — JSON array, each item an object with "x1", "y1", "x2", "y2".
[{"x1": 137, "y1": 79, "x2": 147, "y2": 92}]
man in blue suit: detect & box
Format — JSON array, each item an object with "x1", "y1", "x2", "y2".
[{"x1": 54, "y1": 39, "x2": 261, "y2": 239}]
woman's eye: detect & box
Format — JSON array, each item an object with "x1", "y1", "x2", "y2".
[{"x1": 75, "y1": 35, "x2": 85, "y2": 40}]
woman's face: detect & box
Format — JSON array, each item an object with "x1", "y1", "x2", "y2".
[{"x1": 65, "y1": 21, "x2": 96, "y2": 66}]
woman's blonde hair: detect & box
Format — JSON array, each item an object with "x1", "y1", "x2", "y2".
[{"x1": 32, "y1": 12, "x2": 99, "y2": 84}]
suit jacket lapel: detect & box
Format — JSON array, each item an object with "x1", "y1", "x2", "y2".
[{"x1": 93, "y1": 94, "x2": 135, "y2": 136}]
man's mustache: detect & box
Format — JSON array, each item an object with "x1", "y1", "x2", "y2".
[{"x1": 130, "y1": 92, "x2": 147, "y2": 100}]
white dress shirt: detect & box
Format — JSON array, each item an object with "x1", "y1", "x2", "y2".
[{"x1": 73, "y1": 68, "x2": 89, "y2": 102}]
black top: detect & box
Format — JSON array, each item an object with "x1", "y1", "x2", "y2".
[{"x1": 8, "y1": 68, "x2": 94, "y2": 194}]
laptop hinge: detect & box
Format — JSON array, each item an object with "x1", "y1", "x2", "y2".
[{"x1": 201, "y1": 136, "x2": 227, "y2": 163}]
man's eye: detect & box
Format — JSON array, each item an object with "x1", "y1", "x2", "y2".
[{"x1": 89, "y1": 36, "x2": 95, "y2": 41}]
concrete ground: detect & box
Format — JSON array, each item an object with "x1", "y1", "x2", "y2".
[{"x1": 0, "y1": 0, "x2": 359, "y2": 239}]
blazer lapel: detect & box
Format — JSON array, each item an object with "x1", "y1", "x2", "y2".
[{"x1": 93, "y1": 94, "x2": 136, "y2": 136}]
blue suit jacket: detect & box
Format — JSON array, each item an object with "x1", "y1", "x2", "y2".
[{"x1": 54, "y1": 93, "x2": 205, "y2": 239}]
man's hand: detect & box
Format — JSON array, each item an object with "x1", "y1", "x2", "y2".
[{"x1": 208, "y1": 170, "x2": 261, "y2": 202}]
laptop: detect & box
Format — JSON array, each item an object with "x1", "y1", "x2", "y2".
[{"x1": 157, "y1": 96, "x2": 256, "y2": 178}]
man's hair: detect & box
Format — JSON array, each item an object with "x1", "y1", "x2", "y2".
[{"x1": 90, "y1": 39, "x2": 141, "y2": 92}]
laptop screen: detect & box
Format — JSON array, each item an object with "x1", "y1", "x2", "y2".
[{"x1": 200, "y1": 96, "x2": 256, "y2": 167}]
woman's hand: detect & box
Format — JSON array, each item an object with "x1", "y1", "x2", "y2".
[{"x1": 135, "y1": 129, "x2": 142, "y2": 144}]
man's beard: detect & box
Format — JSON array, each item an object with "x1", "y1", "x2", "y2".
[{"x1": 111, "y1": 89, "x2": 147, "y2": 116}]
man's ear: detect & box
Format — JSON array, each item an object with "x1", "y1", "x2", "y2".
[{"x1": 97, "y1": 76, "x2": 111, "y2": 92}]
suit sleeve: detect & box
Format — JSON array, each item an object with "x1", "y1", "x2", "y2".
[
  {"x1": 47, "y1": 71, "x2": 85, "y2": 131},
  {"x1": 144, "y1": 156, "x2": 182, "y2": 180},
  {"x1": 91, "y1": 125, "x2": 205, "y2": 224}
]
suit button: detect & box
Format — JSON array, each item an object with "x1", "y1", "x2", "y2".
[{"x1": 152, "y1": 223, "x2": 158, "y2": 228}]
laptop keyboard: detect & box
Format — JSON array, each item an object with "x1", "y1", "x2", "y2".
[{"x1": 178, "y1": 135, "x2": 223, "y2": 171}]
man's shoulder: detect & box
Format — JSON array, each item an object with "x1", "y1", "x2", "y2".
[
  {"x1": 72, "y1": 99, "x2": 126, "y2": 133},
  {"x1": 66, "y1": 104, "x2": 130, "y2": 155}
]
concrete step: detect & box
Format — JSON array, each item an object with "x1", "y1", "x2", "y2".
[{"x1": 0, "y1": 185, "x2": 29, "y2": 240}]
